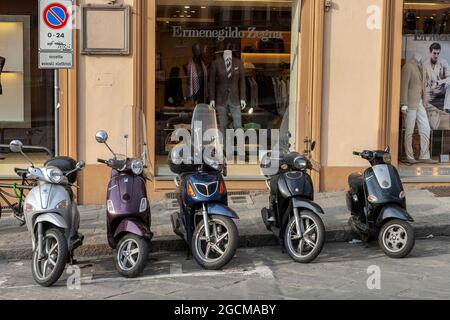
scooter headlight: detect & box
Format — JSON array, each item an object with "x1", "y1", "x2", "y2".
[
  {"x1": 48, "y1": 167, "x2": 64, "y2": 184},
  {"x1": 131, "y1": 160, "x2": 144, "y2": 175}
]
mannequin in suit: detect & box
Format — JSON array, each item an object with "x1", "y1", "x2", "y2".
[
  {"x1": 184, "y1": 43, "x2": 208, "y2": 104},
  {"x1": 0, "y1": 56, "x2": 5, "y2": 95},
  {"x1": 209, "y1": 50, "x2": 246, "y2": 146},
  {"x1": 401, "y1": 53, "x2": 436, "y2": 164}
]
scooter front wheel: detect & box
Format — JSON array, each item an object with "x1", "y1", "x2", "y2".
[
  {"x1": 192, "y1": 215, "x2": 238, "y2": 270},
  {"x1": 31, "y1": 228, "x2": 69, "y2": 287},
  {"x1": 379, "y1": 219, "x2": 415, "y2": 258},
  {"x1": 284, "y1": 211, "x2": 325, "y2": 263},
  {"x1": 114, "y1": 234, "x2": 149, "y2": 278}
]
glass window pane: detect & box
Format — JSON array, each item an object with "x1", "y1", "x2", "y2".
[
  {"x1": 0, "y1": 0, "x2": 55, "y2": 178},
  {"x1": 155, "y1": 0, "x2": 297, "y2": 178}
]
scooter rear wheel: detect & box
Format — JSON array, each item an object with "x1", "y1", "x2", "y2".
[
  {"x1": 379, "y1": 219, "x2": 415, "y2": 258},
  {"x1": 192, "y1": 215, "x2": 238, "y2": 270},
  {"x1": 114, "y1": 234, "x2": 149, "y2": 278},
  {"x1": 284, "y1": 211, "x2": 325, "y2": 263},
  {"x1": 31, "y1": 228, "x2": 69, "y2": 287}
]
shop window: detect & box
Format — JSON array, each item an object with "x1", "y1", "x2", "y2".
[
  {"x1": 399, "y1": 1, "x2": 450, "y2": 180},
  {"x1": 155, "y1": 0, "x2": 298, "y2": 179},
  {"x1": 0, "y1": 0, "x2": 55, "y2": 178}
]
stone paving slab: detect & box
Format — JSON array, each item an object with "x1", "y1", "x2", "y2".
[{"x1": 1, "y1": 189, "x2": 449, "y2": 259}]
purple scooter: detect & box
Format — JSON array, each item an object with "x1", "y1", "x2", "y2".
[{"x1": 95, "y1": 130, "x2": 153, "y2": 278}]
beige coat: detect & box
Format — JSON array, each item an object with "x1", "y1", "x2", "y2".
[{"x1": 400, "y1": 59, "x2": 423, "y2": 110}]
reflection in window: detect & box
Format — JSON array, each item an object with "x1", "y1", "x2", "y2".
[
  {"x1": 155, "y1": 1, "x2": 296, "y2": 178},
  {"x1": 0, "y1": 0, "x2": 55, "y2": 178}
]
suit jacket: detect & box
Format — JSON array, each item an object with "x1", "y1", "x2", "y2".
[
  {"x1": 209, "y1": 57, "x2": 246, "y2": 107},
  {"x1": 0, "y1": 56, "x2": 5, "y2": 95},
  {"x1": 400, "y1": 59, "x2": 423, "y2": 110}
]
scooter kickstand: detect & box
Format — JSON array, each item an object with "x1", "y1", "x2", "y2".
[{"x1": 186, "y1": 248, "x2": 192, "y2": 261}]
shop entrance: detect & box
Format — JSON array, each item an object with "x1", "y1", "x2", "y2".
[
  {"x1": 152, "y1": 0, "x2": 304, "y2": 182},
  {"x1": 398, "y1": 0, "x2": 450, "y2": 182}
]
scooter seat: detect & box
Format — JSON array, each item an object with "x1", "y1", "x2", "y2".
[{"x1": 349, "y1": 173, "x2": 364, "y2": 193}]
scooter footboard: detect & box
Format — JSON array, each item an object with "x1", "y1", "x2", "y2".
[{"x1": 207, "y1": 203, "x2": 239, "y2": 220}]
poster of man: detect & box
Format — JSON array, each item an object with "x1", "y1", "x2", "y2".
[{"x1": 404, "y1": 37, "x2": 450, "y2": 112}]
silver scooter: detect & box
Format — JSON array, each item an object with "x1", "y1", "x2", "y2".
[{"x1": 9, "y1": 140, "x2": 85, "y2": 287}]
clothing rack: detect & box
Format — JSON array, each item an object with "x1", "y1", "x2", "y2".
[{"x1": 244, "y1": 69, "x2": 290, "y2": 115}]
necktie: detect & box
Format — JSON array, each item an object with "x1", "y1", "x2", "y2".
[{"x1": 226, "y1": 57, "x2": 232, "y2": 79}]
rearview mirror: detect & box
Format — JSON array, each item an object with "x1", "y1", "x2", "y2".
[
  {"x1": 76, "y1": 160, "x2": 86, "y2": 169},
  {"x1": 9, "y1": 140, "x2": 23, "y2": 153},
  {"x1": 95, "y1": 131, "x2": 108, "y2": 144},
  {"x1": 311, "y1": 141, "x2": 316, "y2": 152}
]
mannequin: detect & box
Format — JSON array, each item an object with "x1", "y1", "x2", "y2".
[
  {"x1": 0, "y1": 56, "x2": 5, "y2": 95},
  {"x1": 209, "y1": 49, "x2": 246, "y2": 146},
  {"x1": 400, "y1": 54, "x2": 437, "y2": 164},
  {"x1": 185, "y1": 43, "x2": 208, "y2": 103}
]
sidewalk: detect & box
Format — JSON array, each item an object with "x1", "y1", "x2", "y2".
[{"x1": 1, "y1": 189, "x2": 449, "y2": 260}]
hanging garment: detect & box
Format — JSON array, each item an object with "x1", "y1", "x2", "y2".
[
  {"x1": 281, "y1": 79, "x2": 288, "y2": 113},
  {"x1": 186, "y1": 58, "x2": 208, "y2": 102},
  {"x1": 251, "y1": 77, "x2": 259, "y2": 110},
  {"x1": 0, "y1": 56, "x2": 5, "y2": 95}
]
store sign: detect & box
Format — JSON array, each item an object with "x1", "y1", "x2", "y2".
[
  {"x1": 39, "y1": 0, "x2": 74, "y2": 69},
  {"x1": 172, "y1": 26, "x2": 283, "y2": 42}
]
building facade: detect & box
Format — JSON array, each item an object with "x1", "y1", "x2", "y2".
[{"x1": 0, "y1": 0, "x2": 449, "y2": 205}]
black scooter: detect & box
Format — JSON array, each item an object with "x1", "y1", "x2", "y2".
[
  {"x1": 347, "y1": 148, "x2": 415, "y2": 258},
  {"x1": 261, "y1": 136, "x2": 326, "y2": 263}
]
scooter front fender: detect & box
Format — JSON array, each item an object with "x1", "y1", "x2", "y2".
[
  {"x1": 32, "y1": 213, "x2": 69, "y2": 252},
  {"x1": 376, "y1": 205, "x2": 414, "y2": 227},
  {"x1": 34, "y1": 213, "x2": 68, "y2": 230},
  {"x1": 291, "y1": 198, "x2": 325, "y2": 215},
  {"x1": 113, "y1": 218, "x2": 152, "y2": 240},
  {"x1": 207, "y1": 203, "x2": 239, "y2": 220}
]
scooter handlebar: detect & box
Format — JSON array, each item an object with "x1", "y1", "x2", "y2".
[
  {"x1": 353, "y1": 151, "x2": 361, "y2": 156},
  {"x1": 97, "y1": 158, "x2": 108, "y2": 164}
]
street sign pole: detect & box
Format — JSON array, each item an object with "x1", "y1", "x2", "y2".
[{"x1": 39, "y1": 0, "x2": 74, "y2": 156}]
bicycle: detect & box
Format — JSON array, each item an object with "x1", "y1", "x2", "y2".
[{"x1": 0, "y1": 169, "x2": 34, "y2": 226}]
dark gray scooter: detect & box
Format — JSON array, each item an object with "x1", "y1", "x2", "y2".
[{"x1": 347, "y1": 148, "x2": 415, "y2": 258}]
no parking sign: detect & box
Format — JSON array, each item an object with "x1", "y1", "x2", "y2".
[{"x1": 39, "y1": 0, "x2": 73, "y2": 69}]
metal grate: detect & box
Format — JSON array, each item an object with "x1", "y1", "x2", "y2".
[
  {"x1": 229, "y1": 195, "x2": 254, "y2": 206},
  {"x1": 425, "y1": 187, "x2": 450, "y2": 198},
  {"x1": 228, "y1": 191, "x2": 250, "y2": 196},
  {"x1": 165, "y1": 192, "x2": 177, "y2": 199}
]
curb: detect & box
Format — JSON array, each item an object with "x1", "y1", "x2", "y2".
[{"x1": 1, "y1": 224, "x2": 449, "y2": 261}]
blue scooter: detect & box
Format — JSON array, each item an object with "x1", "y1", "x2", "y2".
[{"x1": 169, "y1": 104, "x2": 239, "y2": 270}]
